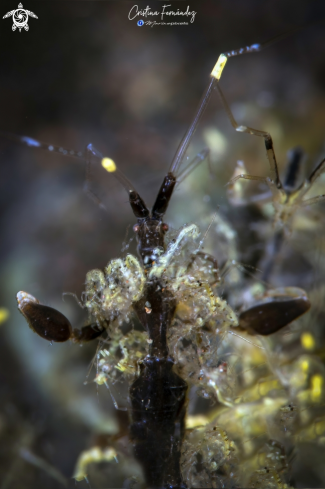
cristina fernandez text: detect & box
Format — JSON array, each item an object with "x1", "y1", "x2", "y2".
[{"x1": 128, "y1": 5, "x2": 197, "y2": 23}]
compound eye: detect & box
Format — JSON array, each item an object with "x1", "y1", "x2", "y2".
[
  {"x1": 133, "y1": 224, "x2": 140, "y2": 233},
  {"x1": 162, "y1": 223, "x2": 169, "y2": 232}
]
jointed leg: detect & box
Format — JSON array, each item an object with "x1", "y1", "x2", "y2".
[
  {"x1": 300, "y1": 194, "x2": 325, "y2": 207},
  {"x1": 216, "y1": 83, "x2": 282, "y2": 188},
  {"x1": 72, "y1": 323, "x2": 106, "y2": 342},
  {"x1": 227, "y1": 162, "x2": 273, "y2": 205},
  {"x1": 287, "y1": 156, "x2": 325, "y2": 205},
  {"x1": 168, "y1": 27, "x2": 301, "y2": 178},
  {"x1": 296, "y1": 157, "x2": 325, "y2": 202},
  {"x1": 307, "y1": 157, "x2": 325, "y2": 185}
]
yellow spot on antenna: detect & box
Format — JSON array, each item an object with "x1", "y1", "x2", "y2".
[
  {"x1": 0, "y1": 308, "x2": 9, "y2": 325},
  {"x1": 311, "y1": 374, "x2": 323, "y2": 401},
  {"x1": 101, "y1": 157, "x2": 117, "y2": 173},
  {"x1": 301, "y1": 332, "x2": 315, "y2": 351},
  {"x1": 211, "y1": 54, "x2": 228, "y2": 80}
]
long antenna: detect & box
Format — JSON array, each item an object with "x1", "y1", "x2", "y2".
[
  {"x1": 168, "y1": 56, "x2": 226, "y2": 175},
  {"x1": 0, "y1": 130, "x2": 138, "y2": 194},
  {"x1": 169, "y1": 21, "x2": 320, "y2": 176}
]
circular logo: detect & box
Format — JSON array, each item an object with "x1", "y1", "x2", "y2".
[
  {"x1": 137, "y1": 19, "x2": 144, "y2": 26},
  {"x1": 13, "y1": 8, "x2": 28, "y2": 28},
  {"x1": 3, "y1": 3, "x2": 38, "y2": 32}
]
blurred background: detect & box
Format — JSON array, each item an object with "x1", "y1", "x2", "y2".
[{"x1": 1, "y1": 1, "x2": 325, "y2": 487}]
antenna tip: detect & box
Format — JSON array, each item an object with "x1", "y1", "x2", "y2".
[
  {"x1": 101, "y1": 157, "x2": 117, "y2": 173},
  {"x1": 211, "y1": 54, "x2": 228, "y2": 80}
]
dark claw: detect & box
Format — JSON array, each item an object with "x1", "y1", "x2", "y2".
[
  {"x1": 17, "y1": 291, "x2": 107, "y2": 343},
  {"x1": 17, "y1": 291, "x2": 72, "y2": 342},
  {"x1": 238, "y1": 288, "x2": 311, "y2": 336}
]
